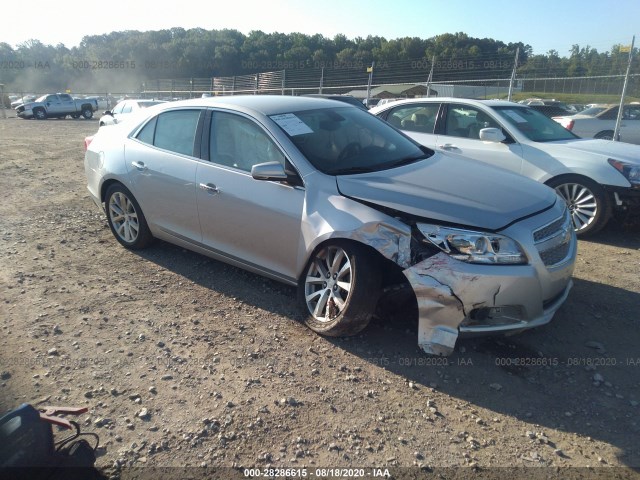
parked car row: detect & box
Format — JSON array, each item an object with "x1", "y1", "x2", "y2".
[
  {"x1": 84, "y1": 95, "x2": 578, "y2": 356},
  {"x1": 553, "y1": 103, "x2": 640, "y2": 144}
]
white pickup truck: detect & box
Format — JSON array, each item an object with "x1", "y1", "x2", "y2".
[{"x1": 15, "y1": 93, "x2": 98, "y2": 120}]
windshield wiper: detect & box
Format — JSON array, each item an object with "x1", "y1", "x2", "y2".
[
  {"x1": 330, "y1": 166, "x2": 378, "y2": 175},
  {"x1": 385, "y1": 153, "x2": 431, "y2": 169}
]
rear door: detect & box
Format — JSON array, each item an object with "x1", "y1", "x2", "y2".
[{"x1": 124, "y1": 108, "x2": 204, "y2": 241}]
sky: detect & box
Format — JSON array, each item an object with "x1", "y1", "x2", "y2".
[{"x1": 3, "y1": 0, "x2": 638, "y2": 55}]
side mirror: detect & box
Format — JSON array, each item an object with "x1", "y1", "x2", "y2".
[
  {"x1": 104, "y1": 110, "x2": 112, "y2": 116},
  {"x1": 479, "y1": 127, "x2": 506, "y2": 143},
  {"x1": 251, "y1": 162, "x2": 288, "y2": 181}
]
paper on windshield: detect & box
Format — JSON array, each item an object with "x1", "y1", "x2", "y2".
[
  {"x1": 270, "y1": 113, "x2": 313, "y2": 136},
  {"x1": 502, "y1": 110, "x2": 528, "y2": 123}
]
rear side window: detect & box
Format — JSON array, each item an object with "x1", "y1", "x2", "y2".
[
  {"x1": 385, "y1": 103, "x2": 439, "y2": 133},
  {"x1": 136, "y1": 109, "x2": 201, "y2": 156},
  {"x1": 136, "y1": 117, "x2": 157, "y2": 145}
]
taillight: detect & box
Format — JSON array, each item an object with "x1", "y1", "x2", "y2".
[{"x1": 84, "y1": 136, "x2": 94, "y2": 151}]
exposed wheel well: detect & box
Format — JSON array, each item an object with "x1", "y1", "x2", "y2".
[
  {"x1": 100, "y1": 179, "x2": 122, "y2": 203},
  {"x1": 544, "y1": 173, "x2": 598, "y2": 189},
  {"x1": 300, "y1": 237, "x2": 406, "y2": 286}
]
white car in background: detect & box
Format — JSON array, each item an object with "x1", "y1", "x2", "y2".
[
  {"x1": 99, "y1": 99, "x2": 166, "y2": 126},
  {"x1": 371, "y1": 98, "x2": 640, "y2": 236},
  {"x1": 84, "y1": 96, "x2": 110, "y2": 110},
  {"x1": 553, "y1": 104, "x2": 640, "y2": 144}
]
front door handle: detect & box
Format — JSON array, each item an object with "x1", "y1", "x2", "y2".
[
  {"x1": 438, "y1": 143, "x2": 458, "y2": 150},
  {"x1": 199, "y1": 183, "x2": 220, "y2": 195},
  {"x1": 131, "y1": 161, "x2": 147, "y2": 171}
]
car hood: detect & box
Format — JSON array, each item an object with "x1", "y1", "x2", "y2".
[
  {"x1": 545, "y1": 139, "x2": 640, "y2": 165},
  {"x1": 336, "y1": 153, "x2": 557, "y2": 231}
]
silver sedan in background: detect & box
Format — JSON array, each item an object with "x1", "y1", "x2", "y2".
[{"x1": 84, "y1": 96, "x2": 576, "y2": 355}]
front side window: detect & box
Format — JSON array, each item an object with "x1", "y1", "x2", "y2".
[
  {"x1": 121, "y1": 103, "x2": 133, "y2": 114},
  {"x1": 624, "y1": 106, "x2": 640, "y2": 120},
  {"x1": 386, "y1": 103, "x2": 439, "y2": 133},
  {"x1": 210, "y1": 111, "x2": 285, "y2": 171},
  {"x1": 444, "y1": 104, "x2": 504, "y2": 140}
]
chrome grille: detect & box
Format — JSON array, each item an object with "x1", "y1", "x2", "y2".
[
  {"x1": 533, "y1": 215, "x2": 565, "y2": 242},
  {"x1": 539, "y1": 241, "x2": 571, "y2": 266},
  {"x1": 533, "y1": 210, "x2": 573, "y2": 267}
]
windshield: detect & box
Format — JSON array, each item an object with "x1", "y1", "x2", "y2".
[
  {"x1": 491, "y1": 106, "x2": 579, "y2": 142},
  {"x1": 137, "y1": 101, "x2": 164, "y2": 108},
  {"x1": 579, "y1": 107, "x2": 607, "y2": 116},
  {"x1": 270, "y1": 107, "x2": 431, "y2": 175}
]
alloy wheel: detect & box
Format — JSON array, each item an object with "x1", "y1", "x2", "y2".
[
  {"x1": 108, "y1": 192, "x2": 140, "y2": 243},
  {"x1": 555, "y1": 182, "x2": 598, "y2": 232},
  {"x1": 304, "y1": 246, "x2": 353, "y2": 322}
]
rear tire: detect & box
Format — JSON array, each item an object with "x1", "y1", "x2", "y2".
[
  {"x1": 104, "y1": 184, "x2": 154, "y2": 249},
  {"x1": 546, "y1": 175, "x2": 612, "y2": 236},
  {"x1": 298, "y1": 241, "x2": 381, "y2": 336},
  {"x1": 595, "y1": 130, "x2": 614, "y2": 141},
  {"x1": 82, "y1": 108, "x2": 93, "y2": 119}
]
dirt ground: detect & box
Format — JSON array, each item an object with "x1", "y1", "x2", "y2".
[{"x1": 1, "y1": 114, "x2": 639, "y2": 480}]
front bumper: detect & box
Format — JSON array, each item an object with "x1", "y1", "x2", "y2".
[
  {"x1": 403, "y1": 202, "x2": 576, "y2": 356},
  {"x1": 15, "y1": 106, "x2": 33, "y2": 119},
  {"x1": 607, "y1": 185, "x2": 640, "y2": 211}
]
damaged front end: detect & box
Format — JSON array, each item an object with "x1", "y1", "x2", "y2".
[{"x1": 397, "y1": 208, "x2": 575, "y2": 356}]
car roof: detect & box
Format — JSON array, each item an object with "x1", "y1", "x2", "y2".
[
  {"x1": 155, "y1": 95, "x2": 357, "y2": 116},
  {"x1": 370, "y1": 97, "x2": 522, "y2": 112}
]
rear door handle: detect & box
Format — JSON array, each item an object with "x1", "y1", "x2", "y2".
[
  {"x1": 131, "y1": 161, "x2": 147, "y2": 171},
  {"x1": 199, "y1": 183, "x2": 220, "y2": 195}
]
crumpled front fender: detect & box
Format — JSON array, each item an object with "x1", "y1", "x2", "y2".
[{"x1": 403, "y1": 253, "x2": 469, "y2": 356}]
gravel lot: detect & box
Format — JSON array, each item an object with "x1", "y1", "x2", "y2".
[{"x1": 1, "y1": 115, "x2": 639, "y2": 479}]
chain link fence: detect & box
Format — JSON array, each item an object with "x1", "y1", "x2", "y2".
[{"x1": 140, "y1": 55, "x2": 639, "y2": 102}]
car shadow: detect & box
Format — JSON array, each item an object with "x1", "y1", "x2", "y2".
[
  {"x1": 583, "y1": 215, "x2": 640, "y2": 248},
  {"x1": 133, "y1": 242, "x2": 639, "y2": 470}
]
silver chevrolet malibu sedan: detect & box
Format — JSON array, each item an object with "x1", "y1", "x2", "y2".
[{"x1": 84, "y1": 96, "x2": 577, "y2": 355}]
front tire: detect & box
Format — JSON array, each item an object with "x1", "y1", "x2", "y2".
[
  {"x1": 298, "y1": 241, "x2": 381, "y2": 336},
  {"x1": 595, "y1": 130, "x2": 614, "y2": 141},
  {"x1": 104, "y1": 184, "x2": 153, "y2": 249},
  {"x1": 547, "y1": 176, "x2": 611, "y2": 236},
  {"x1": 34, "y1": 108, "x2": 46, "y2": 120}
]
